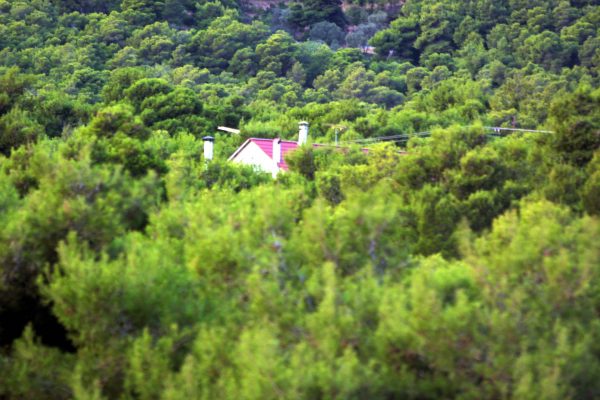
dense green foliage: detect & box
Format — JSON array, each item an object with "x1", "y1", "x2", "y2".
[{"x1": 0, "y1": 0, "x2": 599, "y2": 398}]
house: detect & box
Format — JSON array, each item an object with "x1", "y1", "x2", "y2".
[
  {"x1": 203, "y1": 121, "x2": 401, "y2": 177},
  {"x1": 226, "y1": 121, "x2": 311, "y2": 177}
]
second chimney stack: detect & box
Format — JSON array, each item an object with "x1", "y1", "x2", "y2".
[{"x1": 298, "y1": 121, "x2": 309, "y2": 145}]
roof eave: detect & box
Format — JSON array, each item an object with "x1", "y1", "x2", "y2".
[{"x1": 228, "y1": 138, "x2": 253, "y2": 161}]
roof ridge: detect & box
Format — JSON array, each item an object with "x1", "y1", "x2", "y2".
[{"x1": 249, "y1": 137, "x2": 297, "y2": 142}]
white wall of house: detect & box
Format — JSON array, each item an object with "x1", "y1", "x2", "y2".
[{"x1": 230, "y1": 141, "x2": 279, "y2": 177}]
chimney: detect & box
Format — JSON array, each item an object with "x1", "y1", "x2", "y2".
[
  {"x1": 273, "y1": 138, "x2": 281, "y2": 165},
  {"x1": 298, "y1": 121, "x2": 309, "y2": 145},
  {"x1": 203, "y1": 136, "x2": 214, "y2": 161}
]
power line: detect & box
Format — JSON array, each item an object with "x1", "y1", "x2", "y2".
[
  {"x1": 341, "y1": 131, "x2": 430, "y2": 144},
  {"x1": 483, "y1": 126, "x2": 555, "y2": 134},
  {"x1": 336, "y1": 126, "x2": 554, "y2": 146}
]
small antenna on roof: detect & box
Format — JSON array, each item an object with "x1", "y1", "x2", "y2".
[{"x1": 326, "y1": 124, "x2": 347, "y2": 146}]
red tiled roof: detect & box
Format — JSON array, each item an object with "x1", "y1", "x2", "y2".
[
  {"x1": 231, "y1": 138, "x2": 301, "y2": 171},
  {"x1": 279, "y1": 140, "x2": 299, "y2": 171},
  {"x1": 229, "y1": 137, "x2": 397, "y2": 173}
]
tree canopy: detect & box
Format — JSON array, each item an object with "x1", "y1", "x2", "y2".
[{"x1": 0, "y1": 0, "x2": 600, "y2": 398}]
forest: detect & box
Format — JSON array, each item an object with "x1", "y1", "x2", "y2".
[{"x1": 0, "y1": 0, "x2": 599, "y2": 398}]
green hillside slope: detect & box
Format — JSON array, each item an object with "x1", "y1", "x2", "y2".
[{"x1": 0, "y1": 0, "x2": 599, "y2": 398}]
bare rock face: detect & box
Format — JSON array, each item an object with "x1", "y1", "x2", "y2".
[
  {"x1": 241, "y1": 0, "x2": 402, "y2": 15},
  {"x1": 240, "y1": 0, "x2": 290, "y2": 11}
]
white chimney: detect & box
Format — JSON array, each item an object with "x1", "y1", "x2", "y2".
[
  {"x1": 203, "y1": 136, "x2": 214, "y2": 161},
  {"x1": 298, "y1": 121, "x2": 309, "y2": 145},
  {"x1": 273, "y1": 138, "x2": 281, "y2": 164}
]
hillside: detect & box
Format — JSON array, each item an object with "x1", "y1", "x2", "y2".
[
  {"x1": 0, "y1": 0, "x2": 599, "y2": 398},
  {"x1": 242, "y1": 0, "x2": 290, "y2": 10}
]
